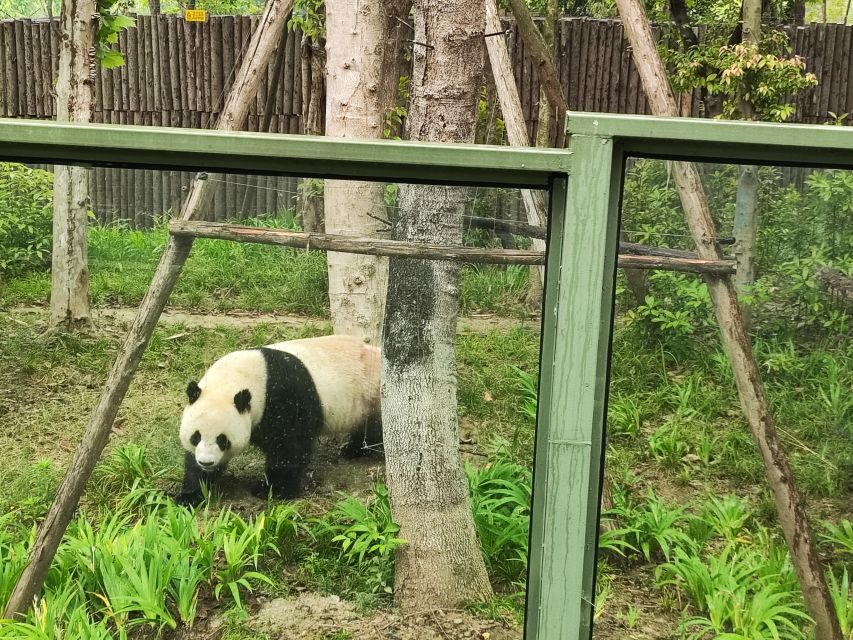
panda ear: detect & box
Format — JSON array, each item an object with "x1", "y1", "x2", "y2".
[
  {"x1": 234, "y1": 389, "x2": 251, "y2": 414},
  {"x1": 187, "y1": 381, "x2": 201, "y2": 404}
]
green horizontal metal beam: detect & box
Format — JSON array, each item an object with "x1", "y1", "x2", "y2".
[
  {"x1": 567, "y1": 112, "x2": 853, "y2": 168},
  {"x1": 0, "y1": 118, "x2": 568, "y2": 188}
]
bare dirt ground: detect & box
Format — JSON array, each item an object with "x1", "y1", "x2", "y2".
[
  {"x1": 10, "y1": 306, "x2": 541, "y2": 336},
  {"x1": 250, "y1": 593, "x2": 518, "y2": 640}
]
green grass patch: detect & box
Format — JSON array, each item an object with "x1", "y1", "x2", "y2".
[{"x1": 1, "y1": 217, "x2": 532, "y2": 316}]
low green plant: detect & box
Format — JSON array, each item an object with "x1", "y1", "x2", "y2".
[
  {"x1": 607, "y1": 490, "x2": 695, "y2": 562},
  {"x1": 647, "y1": 421, "x2": 690, "y2": 469},
  {"x1": 659, "y1": 532, "x2": 810, "y2": 640},
  {"x1": 701, "y1": 494, "x2": 751, "y2": 542},
  {"x1": 316, "y1": 483, "x2": 405, "y2": 595},
  {"x1": 827, "y1": 568, "x2": 853, "y2": 639},
  {"x1": 607, "y1": 394, "x2": 643, "y2": 438},
  {"x1": 509, "y1": 365, "x2": 538, "y2": 423},
  {"x1": 466, "y1": 455, "x2": 531, "y2": 583},
  {"x1": 211, "y1": 511, "x2": 276, "y2": 610},
  {"x1": 821, "y1": 519, "x2": 853, "y2": 560}
]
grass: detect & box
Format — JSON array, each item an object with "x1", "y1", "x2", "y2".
[
  {"x1": 0, "y1": 216, "x2": 533, "y2": 316},
  {"x1": 1, "y1": 169, "x2": 851, "y2": 636},
  {"x1": 1, "y1": 309, "x2": 850, "y2": 637}
]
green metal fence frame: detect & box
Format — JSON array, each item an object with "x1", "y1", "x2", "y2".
[{"x1": 2, "y1": 112, "x2": 853, "y2": 640}]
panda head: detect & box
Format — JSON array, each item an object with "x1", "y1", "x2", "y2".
[{"x1": 179, "y1": 380, "x2": 253, "y2": 471}]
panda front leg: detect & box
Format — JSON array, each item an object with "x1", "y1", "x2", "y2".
[{"x1": 177, "y1": 452, "x2": 224, "y2": 506}]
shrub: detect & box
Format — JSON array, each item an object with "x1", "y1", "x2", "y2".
[{"x1": 0, "y1": 163, "x2": 54, "y2": 278}]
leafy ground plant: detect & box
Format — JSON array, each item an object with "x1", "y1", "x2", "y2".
[
  {"x1": 314, "y1": 483, "x2": 405, "y2": 596},
  {"x1": 466, "y1": 455, "x2": 531, "y2": 584}
]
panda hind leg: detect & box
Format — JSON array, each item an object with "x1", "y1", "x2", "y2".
[
  {"x1": 260, "y1": 462, "x2": 308, "y2": 500},
  {"x1": 340, "y1": 415, "x2": 383, "y2": 459}
]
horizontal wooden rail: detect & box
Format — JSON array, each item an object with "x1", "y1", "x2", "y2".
[
  {"x1": 170, "y1": 220, "x2": 736, "y2": 274},
  {"x1": 463, "y1": 215, "x2": 736, "y2": 259}
]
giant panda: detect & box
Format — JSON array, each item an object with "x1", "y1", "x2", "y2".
[{"x1": 176, "y1": 334, "x2": 382, "y2": 506}]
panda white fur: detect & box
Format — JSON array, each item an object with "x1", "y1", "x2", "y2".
[{"x1": 177, "y1": 335, "x2": 382, "y2": 505}]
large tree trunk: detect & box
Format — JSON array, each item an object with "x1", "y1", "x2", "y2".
[
  {"x1": 382, "y1": 0, "x2": 493, "y2": 610},
  {"x1": 615, "y1": 0, "x2": 843, "y2": 637},
  {"x1": 49, "y1": 0, "x2": 96, "y2": 333},
  {"x1": 324, "y1": 0, "x2": 409, "y2": 344}
]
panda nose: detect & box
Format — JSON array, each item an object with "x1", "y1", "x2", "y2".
[{"x1": 198, "y1": 459, "x2": 215, "y2": 469}]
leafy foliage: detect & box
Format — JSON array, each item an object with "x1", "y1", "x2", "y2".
[
  {"x1": 667, "y1": 34, "x2": 817, "y2": 122},
  {"x1": 94, "y1": 1, "x2": 135, "y2": 69},
  {"x1": 288, "y1": 0, "x2": 324, "y2": 40},
  {"x1": 0, "y1": 163, "x2": 53, "y2": 279},
  {"x1": 659, "y1": 537, "x2": 810, "y2": 640}
]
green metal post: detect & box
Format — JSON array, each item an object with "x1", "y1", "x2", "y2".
[{"x1": 526, "y1": 133, "x2": 623, "y2": 640}]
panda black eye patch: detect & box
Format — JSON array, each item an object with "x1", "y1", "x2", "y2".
[
  {"x1": 190, "y1": 431, "x2": 201, "y2": 446},
  {"x1": 216, "y1": 434, "x2": 231, "y2": 451}
]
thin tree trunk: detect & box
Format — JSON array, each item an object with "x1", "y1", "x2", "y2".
[
  {"x1": 505, "y1": 0, "x2": 567, "y2": 122},
  {"x1": 734, "y1": 163, "x2": 758, "y2": 326},
  {"x1": 299, "y1": 37, "x2": 325, "y2": 234},
  {"x1": 3, "y1": 0, "x2": 293, "y2": 618},
  {"x1": 734, "y1": 0, "x2": 761, "y2": 329},
  {"x1": 324, "y1": 0, "x2": 409, "y2": 344},
  {"x1": 615, "y1": 0, "x2": 843, "y2": 637},
  {"x1": 382, "y1": 0, "x2": 493, "y2": 610},
  {"x1": 49, "y1": 0, "x2": 96, "y2": 333}
]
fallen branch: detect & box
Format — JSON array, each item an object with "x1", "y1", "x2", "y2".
[{"x1": 169, "y1": 220, "x2": 736, "y2": 274}]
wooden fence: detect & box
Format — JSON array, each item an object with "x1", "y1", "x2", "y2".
[{"x1": 3, "y1": 16, "x2": 850, "y2": 225}]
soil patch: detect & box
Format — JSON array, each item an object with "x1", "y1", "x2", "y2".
[
  {"x1": 250, "y1": 593, "x2": 520, "y2": 640},
  {"x1": 10, "y1": 306, "x2": 541, "y2": 336}
]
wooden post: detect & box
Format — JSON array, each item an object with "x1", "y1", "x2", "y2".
[
  {"x1": 2, "y1": 0, "x2": 294, "y2": 618},
  {"x1": 484, "y1": 0, "x2": 546, "y2": 285},
  {"x1": 614, "y1": 0, "x2": 843, "y2": 637}
]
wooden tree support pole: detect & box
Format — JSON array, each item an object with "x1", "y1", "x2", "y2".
[
  {"x1": 169, "y1": 220, "x2": 735, "y2": 274},
  {"x1": 614, "y1": 0, "x2": 843, "y2": 637},
  {"x1": 3, "y1": 0, "x2": 294, "y2": 619},
  {"x1": 484, "y1": 0, "x2": 547, "y2": 284}
]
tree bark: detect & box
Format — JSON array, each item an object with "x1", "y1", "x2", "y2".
[
  {"x1": 527, "y1": 0, "x2": 556, "y2": 306},
  {"x1": 49, "y1": 0, "x2": 96, "y2": 333},
  {"x1": 299, "y1": 37, "x2": 326, "y2": 234},
  {"x1": 484, "y1": 0, "x2": 546, "y2": 289},
  {"x1": 615, "y1": 0, "x2": 843, "y2": 637},
  {"x1": 2, "y1": 0, "x2": 293, "y2": 619},
  {"x1": 505, "y1": 0, "x2": 567, "y2": 122},
  {"x1": 734, "y1": 163, "x2": 758, "y2": 326},
  {"x1": 324, "y1": 0, "x2": 409, "y2": 345},
  {"x1": 170, "y1": 220, "x2": 736, "y2": 273},
  {"x1": 382, "y1": 0, "x2": 493, "y2": 610},
  {"x1": 734, "y1": 0, "x2": 761, "y2": 329}
]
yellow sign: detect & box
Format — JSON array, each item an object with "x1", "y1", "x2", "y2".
[{"x1": 183, "y1": 9, "x2": 208, "y2": 21}]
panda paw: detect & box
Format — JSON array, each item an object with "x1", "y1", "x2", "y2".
[{"x1": 174, "y1": 491, "x2": 204, "y2": 508}]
